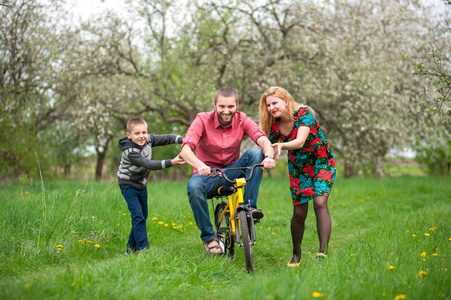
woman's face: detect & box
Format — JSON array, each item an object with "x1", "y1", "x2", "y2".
[{"x1": 266, "y1": 95, "x2": 288, "y2": 118}]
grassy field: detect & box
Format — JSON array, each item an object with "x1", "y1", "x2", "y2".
[{"x1": 0, "y1": 174, "x2": 450, "y2": 299}]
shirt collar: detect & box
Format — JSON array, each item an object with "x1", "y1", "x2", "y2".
[{"x1": 214, "y1": 110, "x2": 234, "y2": 129}]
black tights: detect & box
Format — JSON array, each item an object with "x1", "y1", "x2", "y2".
[{"x1": 289, "y1": 196, "x2": 331, "y2": 263}]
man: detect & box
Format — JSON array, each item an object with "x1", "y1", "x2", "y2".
[{"x1": 181, "y1": 87, "x2": 276, "y2": 254}]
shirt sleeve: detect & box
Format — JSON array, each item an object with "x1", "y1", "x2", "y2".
[
  {"x1": 240, "y1": 115, "x2": 266, "y2": 144},
  {"x1": 295, "y1": 108, "x2": 314, "y2": 129},
  {"x1": 150, "y1": 134, "x2": 184, "y2": 147},
  {"x1": 181, "y1": 115, "x2": 204, "y2": 151},
  {"x1": 127, "y1": 149, "x2": 173, "y2": 170}
]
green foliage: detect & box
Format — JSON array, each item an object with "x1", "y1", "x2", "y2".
[{"x1": 0, "y1": 176, "x2": 450, "y2": 299}]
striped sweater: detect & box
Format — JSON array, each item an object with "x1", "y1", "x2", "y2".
[{"x1": 117, "y1": 134, "x2": 183, "y2": 189}]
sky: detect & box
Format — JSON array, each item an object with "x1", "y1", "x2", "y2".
[{"x1": 65, "y1": 0, "x2": 127, "y2": 21}]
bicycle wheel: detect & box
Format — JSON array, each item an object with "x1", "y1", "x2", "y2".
[
  {"x1": 214, "y1": 202, "x2": 234, "y2": 257},
  {"x1": 239, "y1": 210, "x2": 254, "y2": 273}
]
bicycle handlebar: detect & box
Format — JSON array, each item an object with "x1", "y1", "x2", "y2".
[{"x1": 210, "y1": 164, "x2": 264, "y2": 184}]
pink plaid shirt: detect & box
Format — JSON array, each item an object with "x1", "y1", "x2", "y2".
[{"x1": 182, "y1": 110, "x2": 266, "y2": 174}]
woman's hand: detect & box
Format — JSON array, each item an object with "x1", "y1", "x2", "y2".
[{"x1": 272, "y1": 143, "x2": 283, "y2": 161}]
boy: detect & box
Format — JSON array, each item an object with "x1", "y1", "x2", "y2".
[{"x1": 117, "y1": 117, "x2": 185, "y2": 254}]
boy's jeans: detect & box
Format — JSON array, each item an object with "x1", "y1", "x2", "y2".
[
  {"x1": 187, "y1": 147, "x2": 264, "y2": 242},
  {"x1": 120, "y1": 185, "x2": 149, "y2": 251}
]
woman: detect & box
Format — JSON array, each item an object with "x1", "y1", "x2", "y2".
[{"x1": 259, "y1": 87, "x2": 336, "y2": 267}]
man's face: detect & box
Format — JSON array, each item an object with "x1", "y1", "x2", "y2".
[
  {"x1": 215, "y1": 96, "x2": 238, "y2": 126},
  {"x1": 126, "y1": 123, "x2": 148, "y2": 146}
]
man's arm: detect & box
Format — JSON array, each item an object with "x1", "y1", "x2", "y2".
[
  {"x1": 256, "y1": 136, "x2": 276, "y2": 169},
  {"x1": 180, "y1": 144, "x2": 211, "y2": 176}
]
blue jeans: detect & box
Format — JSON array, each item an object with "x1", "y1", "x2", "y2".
[
  {"x1": 120, "y1": 185, "x2": 149, "y2": 251},
  {"x1": 187, "y1": 147, "x2": 264, "y2": 242}
]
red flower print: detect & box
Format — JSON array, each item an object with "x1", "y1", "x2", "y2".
[
  {"x1": 318, "y1": 146, "x2": 327, "y2": 158},
  {"x1": 300, "y1": 187, "x2": 315, "y2": 197},
  {"x1": 303, "y1": 164, "x2": 315, "y2": 177},
  {"x1": 317, "y1": 169, "x2": 333, "y2": 181},
  {"x1": 289, "y1": 175, "x2": 300, "y2": 195},
  {"x1": 288, "y1": 152, "x2": 297, "y2": 162},
  {"x1": 310, "y1": 126, "x2": 317, "y2": 134},
  {"x1": 309, "y1": 137, "x2": 322, "y2": 146},
  {"x1": 304, "y1": 147, "x2": 314, "y2": 152},
  {"x1": 328, "y1": 158, "x2": 336, "y2": 168}
]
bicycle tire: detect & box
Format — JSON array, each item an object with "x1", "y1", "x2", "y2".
[
  {"x1": 214, "y1": 202, "x2": 234, "y2": 257},
  {"x1": 239, "y1": 210, "x2": 254, "y2": 273}
]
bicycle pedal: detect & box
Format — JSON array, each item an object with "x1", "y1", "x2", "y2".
[{"x1": 253, "y1": 218, "x2": 260, "y2": 224}]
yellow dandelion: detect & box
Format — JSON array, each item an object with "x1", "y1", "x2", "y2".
[
  {"x1": 152, "y1": 217, "x2": 157, "y2": 221},
  {"x1": 165, "y1": 224, "x2": 169, "y2": 227},
  {"x1": 342, "y1": 203, "x2": 346, "y2": 206},
  {"x1": 190, "y1": 222, "x2": 193, "y2": 225},
  {"x1": 268, "y1": 211, "x2": 271, "y2": 214},
  {"x1": 432, "y1": 253, "x2": 438, "y2": 256},
  {"x1": 434, "y1": 226, "x2": 437, "y2": 229},
  {"x1": 179, "y1": 224, "x2": 183, "y2": 228},
  {"x1": 419, "y1": 270, "x2": 427, "y2": 277},
  {"x1": 312, "y1": 292, "x2": 322, "y2": 298},
  {"x1": 71, "y1": 282, "x2": 77, "y2": 287},
  {"x1": 180, "y1": 229, "x2": 183, "y2": 232},
  {"x1": 424, "y1": 233, "x2": 430, "y2": 237},
  {"x1": 272, "y1": 232, "x2": 276, "y2": 235},
  {"x1": 87, "y1": 240, "x2": 92, "y2": 243},
  {"x1": 94, "y1": 244, "x2": 100, "y2": 248},
  {"x1": 421, "y1": 252, "x2": 426, "y2": 257},
  {"x1": 413, "y1": 234, "x2": 417, "y2": 237},
  {"x1": 172, "y1": 223, "x2": 176, "y2": 226},
  {"x1": 158, "y1": 221, "x2": 164, "y2": 225},
  {"x1": 71, "y1": 231, "x2": 77, "y2": 233},
  {"x1": 123, "y1": 213, "x2": 126, "y2": 216},
  {"x1": 267, "y1": 227, "x2": 271, "y2": 231},
  {"x1": 24, "y1": 284, "x2": 30, "y2": 288},
  {"x1": 423, "y1": 258, "x2": 426, "y2": 262},
  {"x1": 78, "y1": 240, "x2": 84, "y2": 243},
  {"x1": 388, "y1": 265, "x2": 395, "y2": 270},
  {"x1": 407, "y1": 230, "x2": 410, "y2": 233},
  {"x1": 118, "y1": 210, "x2": 121, "y2": 213},
  {"x1": 395, "y1": 295, "x2": 406, "y2": 300},
  {"x1": 260, "y1": 226, "x2": 263, "y2": 228},
  {"x1": 449, "y1": 238, "x2": 451, "y2": 241},
  {"x1": 382, "y1": 292, "x2": 386, "y2": 297},
  {"x1": 429, "y1": 228, "x2": 434, "y2": 231}
]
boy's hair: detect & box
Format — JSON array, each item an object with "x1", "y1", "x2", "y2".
[
  {"x1": 214, "y1": 87, "x2": 239, "y2": 104},
  {"x1": 126, "y1": 117, "x2": 147, "y2": 133}
]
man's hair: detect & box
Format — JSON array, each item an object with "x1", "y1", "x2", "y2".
[
  {"x1": 126, "y1": 117, "x2": 147, "y2": 133},
  {"x1": 214, "y1": 87, "x2": 239, "y2": 104}
]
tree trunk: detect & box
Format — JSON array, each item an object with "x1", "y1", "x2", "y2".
[
  {"x1": 344, "y1": 159, "x2": 354, "y2": 178},
  {"x1": 94, "y1": 138, "x2": 111, "y2": 181}
]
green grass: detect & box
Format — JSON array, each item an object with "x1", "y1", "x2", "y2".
[{"x1": 0, "y1": 175, "x2": 450, "y2": 299}]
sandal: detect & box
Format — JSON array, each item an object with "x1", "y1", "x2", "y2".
[
  {"x1": 287, "y1": 255, "x2": 301, "y2": 267},
  {"x1": 203, "y1": 238, "x2": 223, "y2": 255},
  {"x1": 315, "y1": 253, "x2": 327, "y2": 259}
]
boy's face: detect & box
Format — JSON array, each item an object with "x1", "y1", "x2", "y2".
[{"x1": 126, "y1": 123, "x2": 147, "y2": 146}]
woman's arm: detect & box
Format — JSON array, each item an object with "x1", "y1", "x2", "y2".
[{"x1": 273, "y1": 126, "x2": 310, "y2": 160}]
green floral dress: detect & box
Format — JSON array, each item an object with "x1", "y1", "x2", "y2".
[{"x1": 269, "y1": 107, "x2": 336, "y2": 205}]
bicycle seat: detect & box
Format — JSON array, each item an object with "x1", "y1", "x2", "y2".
[{"x1": 216, "y1": 185, "x2": 236, "y2": 196}]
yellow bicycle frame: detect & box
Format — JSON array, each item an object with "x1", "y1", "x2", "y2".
[{"x1": 222, "y1": 177, "x2": 247, "y2": 238}]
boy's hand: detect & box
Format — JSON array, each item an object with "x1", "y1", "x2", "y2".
[{"x1": 172, "y1": 154, "x2": 186, "y2": 166}]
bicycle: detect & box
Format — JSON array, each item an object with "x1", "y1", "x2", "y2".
[{"x1": 209, "y1": 163, "x2": 263, "y2": 273}]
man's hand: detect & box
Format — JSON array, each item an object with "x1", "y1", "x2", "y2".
[
  {"x1": 197, "y1": 165, "x2": 212, "y2": 176},
  {"x1": 262, "y1": 156, "x2": 276, "y2": 169}
]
